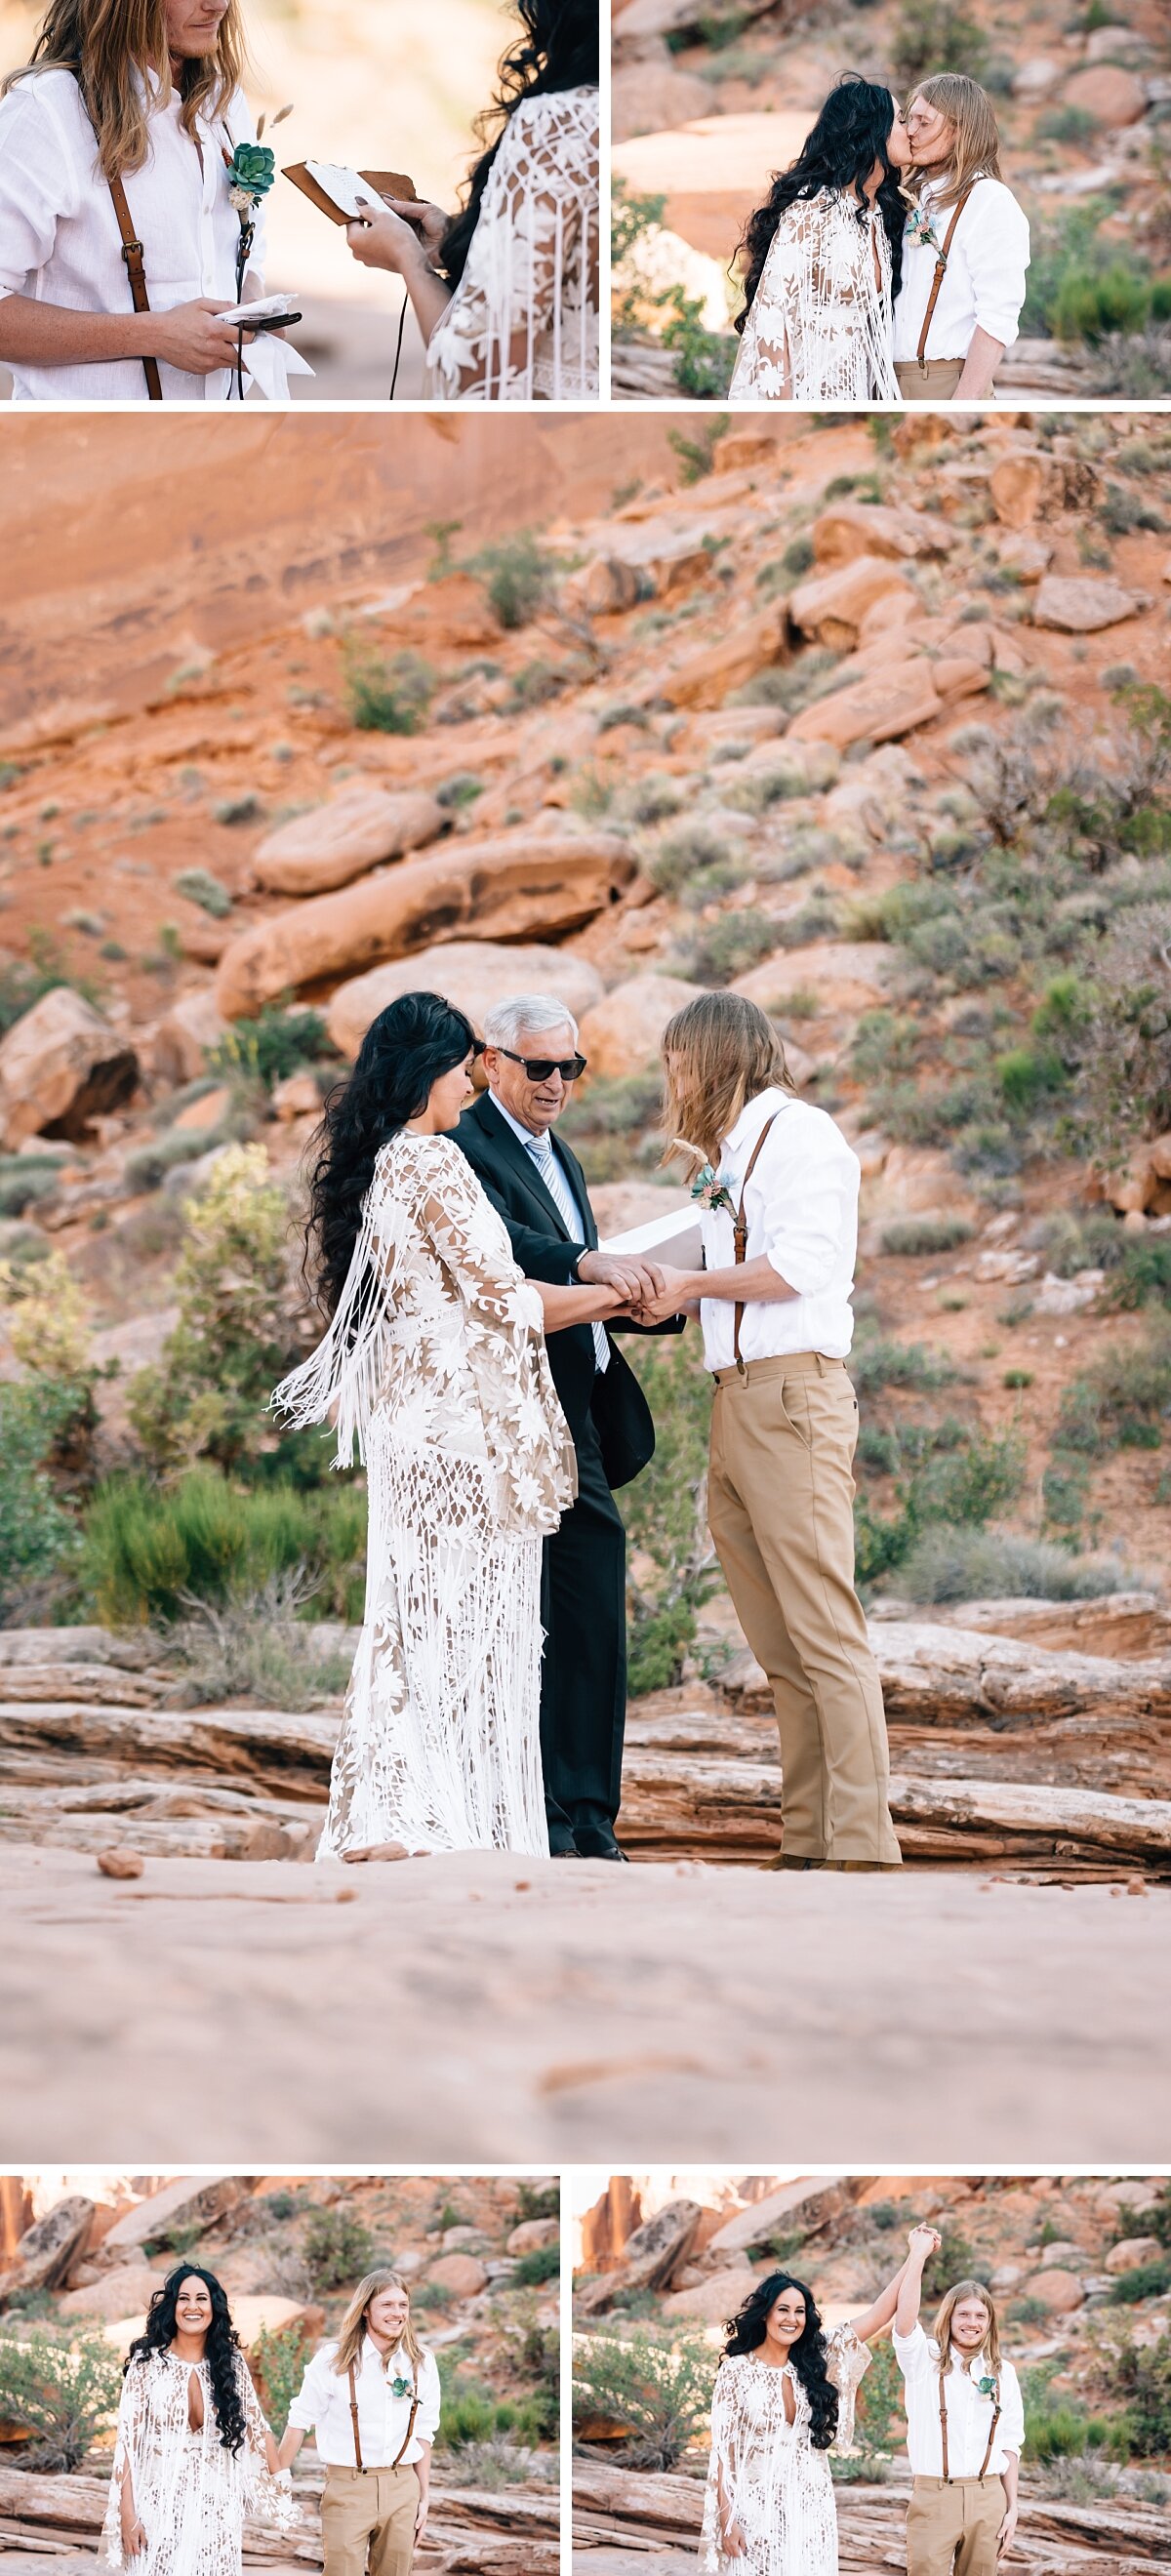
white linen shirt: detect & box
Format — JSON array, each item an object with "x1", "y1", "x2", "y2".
[
  {"x1": 0, "y1": 65, "x2": 286, "y2": 401},
  {"x1": 894, "y1": 2323, "x2": 1025, "y2": 2477},
  {"x1": 286, "y1": 2336, "x2": 440, "y2": 2468},
  {"x1": 696, "y1": 1087, "x2": 860, "y2": 1373},
  {"x1": 893, "y1": 176, "x2": 1030, "y2": 362}
]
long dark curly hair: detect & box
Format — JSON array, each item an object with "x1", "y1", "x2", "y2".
[
  {"x1": 126, "y1": 2267, "x2": 247, "y2": 2454},
  {"x1": 305, "y1": 990, "x2": 479, "y2": 1317},
  {"x1": 722, "y1": 2273, "x2": 839, "y2": 2451},
  {"x1": 735, "y1": 73, "x2": 905, "y2": 334},
  {"x1": 439, "y1": 0, "x2": 598, "y2": 288}
]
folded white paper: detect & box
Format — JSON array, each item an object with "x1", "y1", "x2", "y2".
[
  {"x1": 599, "y1": 1203, "x2": 704, "y2": 1270},
  {"x1": 213, "y1": 293, "x2": 302, "y2": 323},
  {"x1": 304, "y1": 160, "x2": 387, "y2": 218}
]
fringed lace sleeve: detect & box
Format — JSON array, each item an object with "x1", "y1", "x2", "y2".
[
  {"x1": 427, "y1": 87, "x2": 599, "y2": 400},
  {"x1": 700, "y1": 2359, "x2": 740, "y2": 2576},
  {"x1": 238, "y1": 2359, "x2": 299, "y2": 2529},
  {"x1": 268, "y1": 1145, "x2": 404, "y2": 1469},
  {"x1": 730, "y1": 191, "x2": 898, "y2": 402},
  {"x1": 826, "y1": 2322, "x2": 872, "y2": 2455},
  {"x1": 101, "y1": 2361, "x2": 147, "y2": 2569}
]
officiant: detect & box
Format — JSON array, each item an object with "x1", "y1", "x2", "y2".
[{"x1": 454, "y1": 994, "x2": 678, "y2": 1863}]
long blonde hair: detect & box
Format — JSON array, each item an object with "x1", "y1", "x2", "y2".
[
  {"x1": 933, "y1": 2279, "x2": 1001, "y2": 2379},
  {"x1": 905, "y1": 72, "x2": 1002, "y2": 215},
  {"x1": 333, "y1": 2272, "x2": 425, "y2": 2380},
  {"x1": 2, "y1": 0, "x2": 248, "y2": 179},
  {"x1": 661, "y1": 991, "x2": 795, "y2": 1174}
]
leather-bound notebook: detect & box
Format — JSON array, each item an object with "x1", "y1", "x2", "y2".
[{"x1": 283, "y1": 161, "x2": 418, "y2": 224}]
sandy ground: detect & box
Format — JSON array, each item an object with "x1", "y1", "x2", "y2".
[{"x1": 2, "y1": 1845, "x2": 1169, "y2": 2158}]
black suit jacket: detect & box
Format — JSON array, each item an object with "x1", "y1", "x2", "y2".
[{"x1": 454, "y1": 1089, "x2": 676, "y2": 1491}]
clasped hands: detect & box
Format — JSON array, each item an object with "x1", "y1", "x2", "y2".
[{"x1": 577, "y1": 1250, "x2": 694, "y2": 1325}]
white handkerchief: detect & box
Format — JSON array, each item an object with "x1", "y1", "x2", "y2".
[{"x1": 241, "y1": 333, "x2": 316, "y2": 399}]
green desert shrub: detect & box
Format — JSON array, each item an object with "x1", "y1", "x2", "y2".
[
  {"x1": 254, "y1": 2322, "x2": 314, "y2": 2437},
  {"x1": 1052, "y1": 1323, "x2": 1171, "y2": 1458},
  {"x1": 174, "y1": 867, "x2": 232, "y2": 918},
  {"x1": 0, "y1": 1379, "x2": 84, "y2": 1615},
  {"x1": 511, "y1": 2242, "x2": 560, "y2": 2286},
  {"x1": 849, "y1": 1337, "x2": 957, "y2": 1395},
  {"x1": 893, "y1": 1524, "x2": 1127, "y2": 1604},
  {"x1": 672, "y1": 910, "x2": 778, "y2": 985},
  {"x1": 343, "y1": 643, "x2": 434, "y2": 734},
  {"x1": 621, "y1": 1332, "x2": 717, "y2": 1696},
  {"x1": 0, "y1": 1155, "x2": 61, "y2": 1219},
  {"x1": 126, "y1": 1143, "x2": 303, "y2": 1476},
  {"x1": 81, "y1": 1471, "x2": 367, "y2": 1627},
  {"x1": 0, "y1": 2323, "x2": 122, "y2": 2470},
  {"x1": 207, "y1": 1005, "x2": 340, "y2": 1093},
  {"x1": 1106, "y1": 2256, "x2": 1171, "y2": 2305},
  {"x1": 466, "y1": 531, "x2": 558, "y2": 630},
  {"x1": 879, "y1": 1216, "x2": 974, "y2": 1257},
  {"x1": 435, "y1": 2371, "x2": 545, "y2": 2450},
  {"x1": 1112, "y1": 2330, "x2": 1171, "y2": 2459},
  {"x1": 302, "y1": 2208, "x2": 376, "y2": 2290},
  {"x1": 572, "y1": 2326, "x2": 712, "y2": 2471}
]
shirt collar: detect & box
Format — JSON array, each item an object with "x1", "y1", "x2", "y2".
[
  {"x1": 722, "y1": 1086, "x2": 790, "y2": 1161},
  {"x1": 488, "y1": 1089, "x2": 555, "y2": 1157}
]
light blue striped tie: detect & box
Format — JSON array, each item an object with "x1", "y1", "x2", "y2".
[{"x1": 527, "y1": 1133, "x2": 610, "y2": 1373}]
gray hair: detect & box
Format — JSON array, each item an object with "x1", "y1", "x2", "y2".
[{"x1": 482, "y1": 993, "x2": 580, "y2": 1050}]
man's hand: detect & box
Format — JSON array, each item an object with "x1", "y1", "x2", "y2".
[
  {"x1": 627, "y1": 1265, "x2": 696, "y2": 1325},
  {"x1": 907, "y1": 2225, "x2": 941, "y2": 2264},
  {"x1": 996, "y1": 2503, "x2": 1017, "y2": 2559},
  {"x1": 147, "y1": 299, "x2": 243, "y2": 374},
  {"x1": 577, "y1": 1251, "x2": 668, "y2": 1306},
  {"x1": 414, "y1": 2491, "x2": 429, "y2": 2542}
]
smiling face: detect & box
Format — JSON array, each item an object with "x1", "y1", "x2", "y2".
[
  {"x1": 905, "y1": 94, "x2": 955, "y2": 170},
  {"x1": 950, "y1": 2294, "x2": 992, "y2": 2354},
  {"x1": 367, "y1": 2284, "x2": 411, "y2": 2345},
  {"x1": 174, "y1": 2275, "x2": 214, "y2": 2336},
  {"x1": 765, "y1": 2284, "x2": 807, "y2": 2347},
  {"x1": 427, "y1": 1051, "x2": 477, "y2": 1132},
  {"x1": 163, "y1": 0, "x2": 228, "y2": 59},
  {"x1": 483, "y1": 1022, "x2": 580, "y2": 1135}
]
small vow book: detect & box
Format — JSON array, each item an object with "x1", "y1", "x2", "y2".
[
  {"x1": 283, "y1": 160, "x2": 417, "y2": 224},
  {"x1": 600, "y1": 1204, "x2": 705, "y2": 1270}
]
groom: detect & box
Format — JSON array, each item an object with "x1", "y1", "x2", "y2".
[{"x1": 455, "y1": 994, "x2": 675, "y2": 1862}]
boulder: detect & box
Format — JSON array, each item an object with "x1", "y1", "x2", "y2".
[
  {"x1": 661, "y1": 2265, "x2": 760, "y2": 2323},
  {"x1": 1104, "y1": 2235, "x2": 1163, "y2": 2274},
  {"x1": 172, "y1": 1083, "x2": 232, "y2": 1133},
  {"x1": 578, "y1": 975, "x2": 705, "y2": 1077},
  {"x1": 786, "y1": 663, "x2": 947, "y2": 750},
  {"x1": 1032, "y1": 576, "x2": 1150, "y2": 633},
  {"x1": 732, "y1": 941, "x2": 892, "y2": 1017},
  {"x1": 143, "y1": 988, "x2": 228, "y2": 1086},
  {"x1": 643, "y1": 605, "x2": 787, "y2": 710},
  {"x1": 989, "y1": 452, "x2": 1101, "y2": 528},
  {"x1": 326, "y1": 941, "x2": 605, "y2": 1060},
  {"x1": 1, "y1": 2195, "x2": 95, "y2": 2297},
  {"x1": 270, "y1": 1070, "x2": 322, "y2": 1120},
  {"x1": 425, "y1": 2252, "x2": 488, "y2": 2297},
  {"x1": 576, "y1": 2199, "x2": 703, "y2": 2315},
  {"x1": 102, "y1": 2175, "x2": 246, "y2": 2254},
  {"x1": 789, "y1": 555, "x2": 919, "y2": 650},
  {"x1": 0, "y1": 988, "x2": 138, "y2": 1149},
  {"x1": 735, "y1": 739, "x2": 841, "y2": 791},
  {"x1": 613, "y1": 59, "x2": 712, "y2": 144},
  {"x1": 810, "y1": 501, "x2": 953, "y2": 567},
  {"x1": 995, "y1": 532, "x2": 1052, "y2": 583},
  {"x1": 58, "y1": 2263, "x2": 164, "y2": 2322},
  {"x1": 704, "y1": 2177, "x2": 849, "y2": 2258},
  {"x1": 562, "y1": 557, "x2": 642, "y2": 618},
  {"x1": 251, "y1": 787, "x2": 447, "y2": 897},
  {"x1": 1012, "y1": 57, "x2": 1062, "y2": 98},
  {"x1": 1061, "y1": 62, "x2": 1148, "y2": 125},
  {"x1": 1019, "y1": 2267, "x2": 1084, "y2": 2314},
  {"x1": 216, "y1": 836, "x2": 635, "y2": 1019},
  {"x1": 507, "y1": 2217, "x2": 560, "y2": 2255},
  {"x1": 1094, "y1": 2179, "x2": 1164, "y2": 2222},
  {"x1": 713, "y1": 430, "x2": 781, "y2": 475}
]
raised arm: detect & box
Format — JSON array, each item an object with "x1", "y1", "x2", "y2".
[
  {"x1": 849, "y1": 2225, "x2": 940, "y2": 2345},
  {"x1": 895, "y1": 2226, "x2": 940, "y2": 2339}
]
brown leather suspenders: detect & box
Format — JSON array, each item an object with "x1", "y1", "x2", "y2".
[
  {"x1": 938, "y1": 2364, "x2": 1000, "y2": 2484},
  {"x1": 732, "y1": 1114, "x2": 779, "y2": 1374},
  {"x1": 914, "y1": 185, "x2": 975, "y2": 370},
  {"x1": 105, "y1": 173, "x2": 163, "y2": 401},
  {"x1": 347, "y1": 2358, "x2": 420, "y2": 2473}
]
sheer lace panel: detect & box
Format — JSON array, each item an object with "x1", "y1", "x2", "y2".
[
  {"x1": 427, "y1": 86, "x2": 599, "y2": 401},
  {"x1": 731, "y1": 190, "x2": 899, "y2": 404},
  {"x1": 700, "y1": 2331, "x2": 872, "y2": 2576},
  {"x1": 103, "y1": 2353, "x2": 294, "y2": 2576}
]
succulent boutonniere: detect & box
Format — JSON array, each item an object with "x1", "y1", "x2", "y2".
[
  {"x1": 969, "y1": 2364, "x2": 997, "y2": 2396},
  {"x1": 223, "y1": 139, "x2": 277, "y2": 215},
  {"x1": 390, "y1": 2374, "x2": 415, "y2": 2400},
  {"x1": 905, "y1": 200, "x2": 945, "y2": 261},
  {"x1": 689, "y1": 1160, "x2": 735, "y2": 1217}
]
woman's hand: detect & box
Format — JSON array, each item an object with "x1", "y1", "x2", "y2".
[
  {"x1": 720, "y1": 2520, "x2": 747, "y2": 2557},
  {"x1": 345, "y1": 208, "x2": 430, "y2": 276},
  {"x1": 381, "y1": 196, "x2": 448, "y2": 258},
  {"x1": 907, "y1": 2225, "x2": 940, "y2": 2264},
  {"x1": 122, "y1": 2517, "x2": 147, "y2": 2559}
]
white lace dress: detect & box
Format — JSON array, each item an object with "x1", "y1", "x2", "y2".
[
  {"x1": 426, "y1": 85, "x2": 599, "y2": 401},
  {"x1": 271, "y1": 1131, "x2": 576, "y2": 1858},
  {"x1": 700, "y1": 2330, "x2": 872, "y2": 2576},
  {"x1": 101, "y1": 2350, "x2": 294, "y2": 2576},
  {"x1": 730, "y1": 190, "x2": 900, "y2": 402}
]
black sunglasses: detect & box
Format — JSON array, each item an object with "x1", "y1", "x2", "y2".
[{"x1": 496, "y1": 1046, "x2": 587, "y2": 1082}]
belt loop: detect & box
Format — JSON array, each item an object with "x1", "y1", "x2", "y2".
[{"x1": 816, "y1": 1352, "x2": 824, "y2": 1376}]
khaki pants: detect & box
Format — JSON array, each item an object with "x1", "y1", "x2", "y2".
[
  {"x1": 707, "y1": 1352, "x2": 901, "y2": 1864},
  {"x1": 321, "y1": 2464, "x2": 419, "y2": 2576},
  {"x1": 895, "y1": 358, "x2": 965, "y2": 399},
  {"x1": 907, "y1": 2476, "x2": 1005, "y2": 2576}
]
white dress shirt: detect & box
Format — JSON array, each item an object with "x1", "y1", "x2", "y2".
[
  {"x1": 0, "y1": 66, "x2": 304, "y2": 400},
  {"x1": 893, "y1": 176, "x2": 1030, "y2": 362},
  {"x1": 286, "y1": 2337, "x2": 441, "y2": 2467},
  {"x1": 895, "y1": 2323, "x2": 1024, "y2": 2477},
  {"x1": 488, "y1": 1090, "x2": 609, "y2": 1373},
  {"x1": 696, "y1": 1088, "x2": 860, "y2": 1373}
]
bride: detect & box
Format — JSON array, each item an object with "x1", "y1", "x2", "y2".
[
  {"x1": 270, "y1": 991, "x2": 624, "y2": 1862},
  {"x1": 730, "y1": 74, "x2": 909, "y2": 403},
  {"x1": 702, "y1": 2227, "x2": 941, "y2": 2576},
  {"x1": 103, "y1": 2266, "x2": 293, "y2": 2576},
  {"x1": 343, "y1": 0, "x2": 598, "y2": 399}
]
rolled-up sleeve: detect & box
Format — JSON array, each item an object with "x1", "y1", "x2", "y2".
[
  {"x1": 418, "y1": 2353, "x2": 441, "y2": 2443},
  {"x1": 0, "y1": 81, "x2": 74, "y2": 295},
  {"x1": 763, "y1": 1146, "x2": 858, "y2": 1298},
  {"x1": 964, "y1": 184, "x2": 1030, "y2": 348},
  {"x1": 286, "y1": 2345, "x2": 333, "y2": 2432},
  {"x1": 1000, "y1": 2363, "x2": 1025, "y2": 2457},
  {"x1": 893, "y1": 2322, "x2": 933, "y2": 2382}
]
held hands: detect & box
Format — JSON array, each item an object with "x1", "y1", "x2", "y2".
[
  {"x1": 576, "y1": 1252, "x2": 692, "y2": 1324},
  {"x1": 908, "y1": 2225, "x2": 942, "y2": 2264}
]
